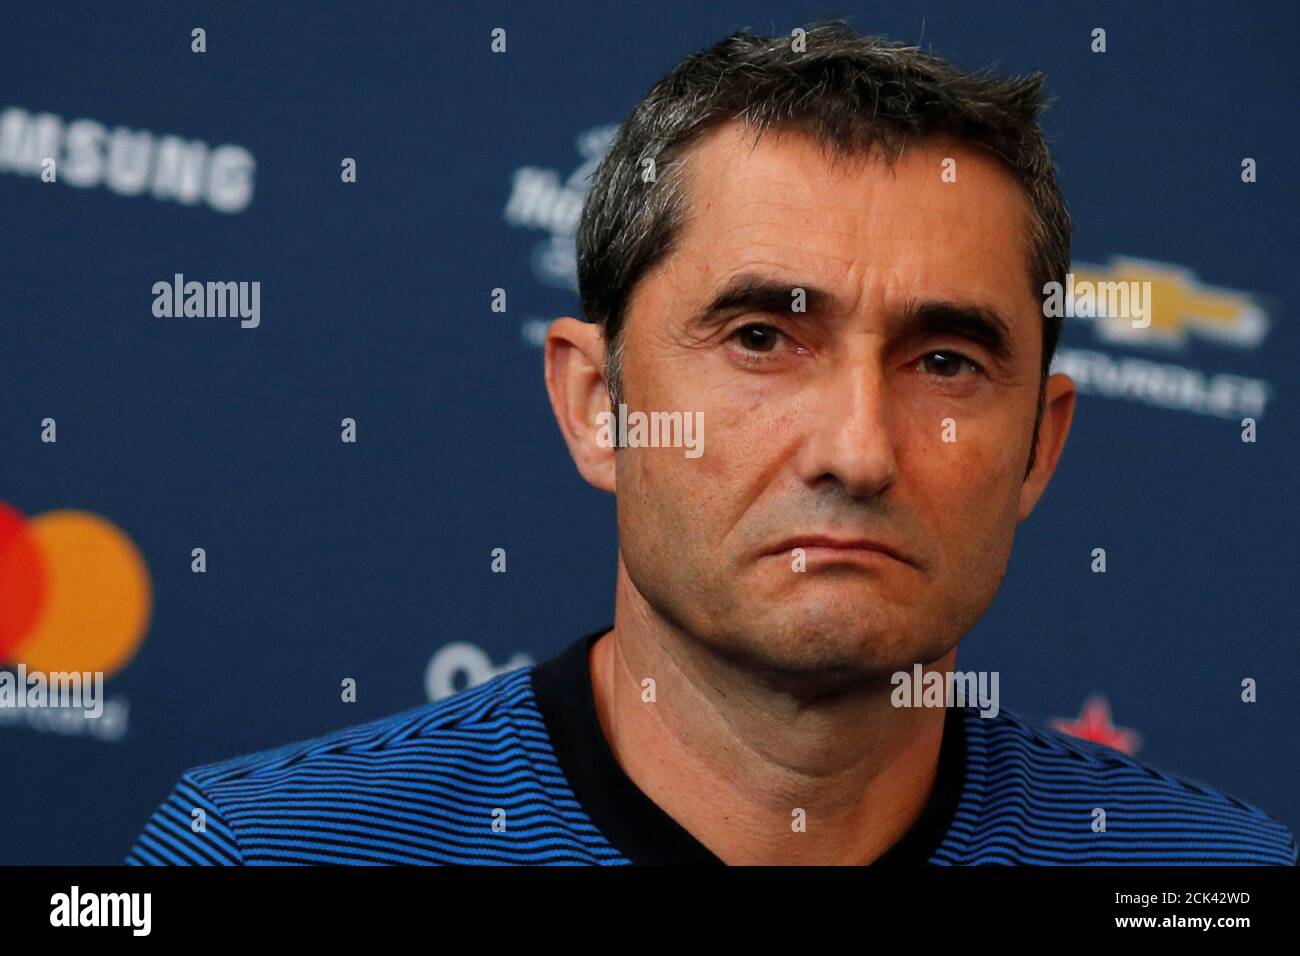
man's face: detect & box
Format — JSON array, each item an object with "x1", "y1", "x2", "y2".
[{"x1": 594, "y1": 122, "x2": 1073, "y2": 687}]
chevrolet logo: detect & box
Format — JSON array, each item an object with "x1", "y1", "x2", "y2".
[{"x1": 1069, "y1": 257, "x2": 1268, "y2": 350}]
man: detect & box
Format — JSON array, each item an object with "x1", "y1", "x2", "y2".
[{"x1": 128, "y1": 22, "x2": 1295, "y2": 866}]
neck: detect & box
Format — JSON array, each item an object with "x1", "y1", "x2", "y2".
[{"x1": 591, "y1": 559, "x2": 955, "y2": 865}]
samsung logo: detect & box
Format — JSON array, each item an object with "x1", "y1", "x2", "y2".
[{"x1": 0, "y1": 106, "x2": 255, "y2": 213}]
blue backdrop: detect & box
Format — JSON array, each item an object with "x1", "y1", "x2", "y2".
[{"x1": 1, "y1": 0, "x2": 1295, "y2": 864}]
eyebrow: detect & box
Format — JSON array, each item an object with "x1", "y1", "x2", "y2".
[
  {"x1": 902, "y1": 299, "x2": 1015, "y2": 363},
  {"x1": 689, "y1": 273, "x2": 840, "y2": 327},
  {"x1": 690, "y1": 272, "x2": 1016, "y2": 362}
]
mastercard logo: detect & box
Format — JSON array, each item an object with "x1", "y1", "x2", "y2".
[{"x1": 0, "y1": 502, "x2": 151, "y2": 678}]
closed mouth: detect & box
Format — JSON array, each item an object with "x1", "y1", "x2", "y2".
[{"x1": 766, "y1": 535, "x2": 912, "y2": 567}]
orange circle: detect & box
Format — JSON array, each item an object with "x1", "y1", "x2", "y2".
[{"x1": 11, "y1": 510, "x2": 151, "y2": 677}]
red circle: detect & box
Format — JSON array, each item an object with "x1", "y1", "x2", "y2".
[{"x1": 0, "y1": 502, "x2": 47, "y2": 660}]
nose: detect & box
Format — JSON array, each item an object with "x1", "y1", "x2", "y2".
[{"x1": 795, "y1": 358, "x2": 899, "y2": 499}]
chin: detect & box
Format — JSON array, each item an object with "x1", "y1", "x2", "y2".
[{"x1": 709, "y1": 596, "x2": 942, "y2": 687}]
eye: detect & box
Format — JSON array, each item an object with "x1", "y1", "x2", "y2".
[
  {"x1": 732, "y1": 323, "x2": 782, "y2": 353},
  {"x1": 918, "y1": 350, "x2": 981, "y2": 378}
]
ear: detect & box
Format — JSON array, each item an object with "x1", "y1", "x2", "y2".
[
  {"x1": 1017, "y1": 372, "x2": 1076, "y2": 520},
  {"x1": 544, "y1": 317, "x2": 617, "y2": 493}
]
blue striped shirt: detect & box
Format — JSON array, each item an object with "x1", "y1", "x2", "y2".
[{"x1": 126, "y1": 632, "x2": 1297, "y2": 865}]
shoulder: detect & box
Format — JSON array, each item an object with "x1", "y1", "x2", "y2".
[
  {"x1": 125, "y1": 666, "x2": 613, "y2": 865},
  {"x1": 186, "y1": 664, "x2": 542, "y2": 786},
  {"x1": 946, "y1": 707, "x2": 1297, "y2": 865}
]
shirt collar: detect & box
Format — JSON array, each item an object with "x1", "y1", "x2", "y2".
[{"x1": 529, "y1": 627, "x2": 967, "y2": 865}]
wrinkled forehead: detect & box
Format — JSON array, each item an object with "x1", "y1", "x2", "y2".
[{"x1": 660, "y1": 121, "x2": 1040, "y2": 323}]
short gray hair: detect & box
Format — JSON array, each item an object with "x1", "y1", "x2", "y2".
[{"x1": 576, "y1": 19, "x2": 1072, "y2": 470}]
